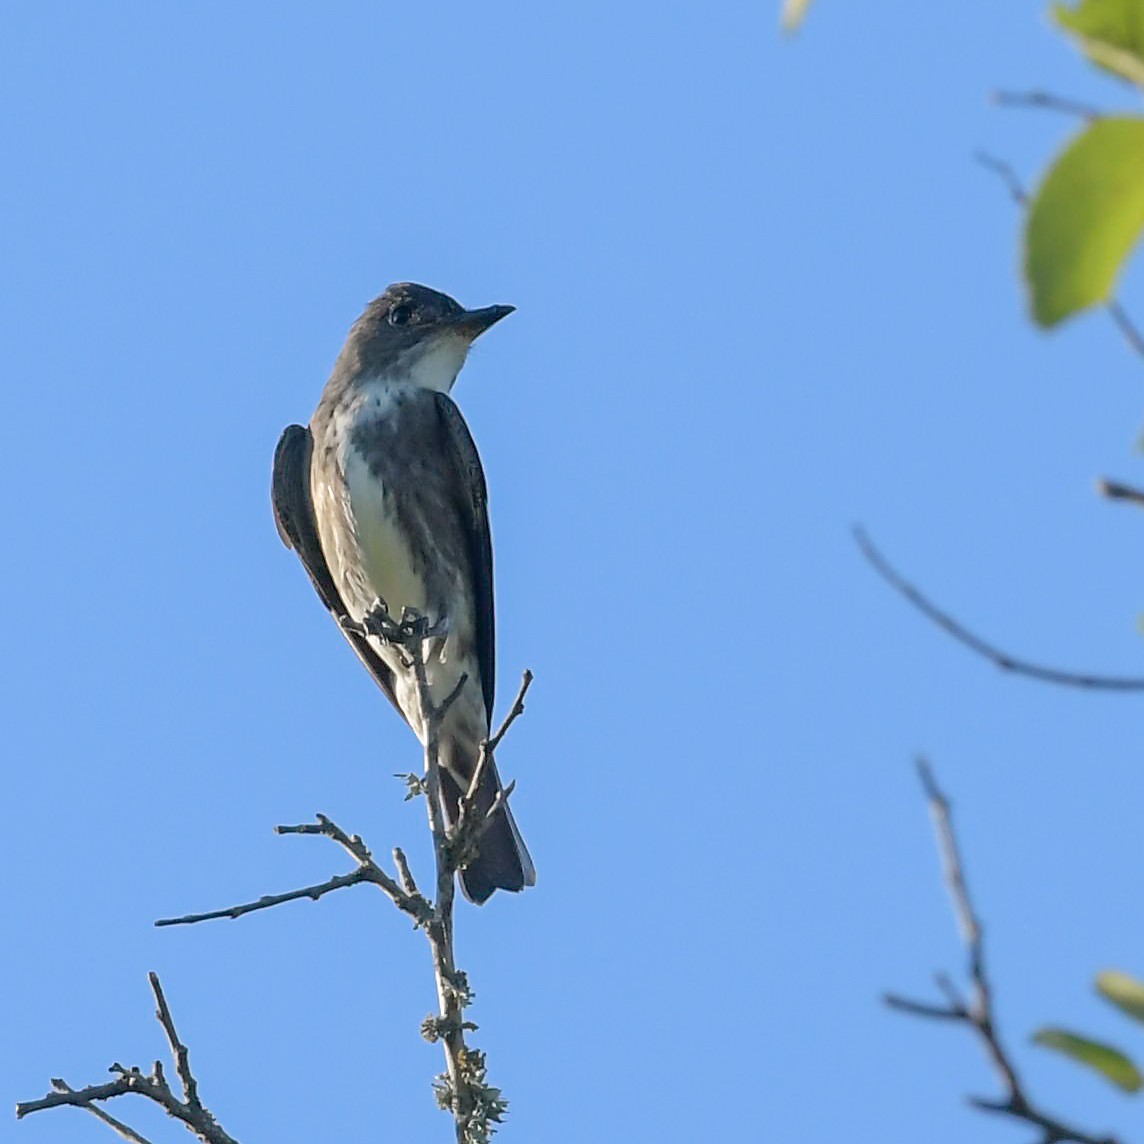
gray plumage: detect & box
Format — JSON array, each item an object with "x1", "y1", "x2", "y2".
[{"x1": 272, "y1": 283, "x2": 534, "y2": 903}]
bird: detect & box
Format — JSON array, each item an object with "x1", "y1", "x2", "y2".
[{"x1": 271, "y1": 282, "x2": 535, "y2": 904}]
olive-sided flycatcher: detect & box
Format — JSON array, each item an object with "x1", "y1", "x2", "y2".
[{"x1": 271, "y1": 283, "x2": 535, "y2": 903}]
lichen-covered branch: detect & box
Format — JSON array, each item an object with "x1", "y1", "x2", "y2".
[
  {"x1": 16, "y1": 973, "x2": 238, "y2": 1144},
  {"x1": 885, "y1": 760, "x2": 1125, "y2": 1144}
]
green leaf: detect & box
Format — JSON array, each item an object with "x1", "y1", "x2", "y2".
[
  {"x1": 1054, "y1": 0, "x2": 1144, "y2": 88},
  {"x1": 1033, "y1": 1027, "x2": 1143, "y2": 1091},
  {"x1": 1097, "y1": 970, "x2": 1144, "y2": 1023},
  {"x1": 1025, "y1": 117, "x2": 1144, "y2": 327},
  {"x1": 781, "y1": 0, "x2": 815, "y2": 32}
]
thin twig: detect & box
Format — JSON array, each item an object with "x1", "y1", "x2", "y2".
[
  {"x1": 394, "y1": 846, "x2": 421, "y2": 897},
  {"x1": 17, "y1": 976, "x2": 239, "y2": 1144},
  {"x1": 1107, "y1": 302, "x2": 1144, "y2": 361},
  {"x1": 44, "y1": 1080, "x2": 158, "y2": 1144},
  {"x1": 150, "y1": 972, "x2": 201, "y2": 1112},
  {"x1": 854, "y1": 526, "x2": 1144, "y2": 690},
  {"x1": 975, "y1": 150, "x2": 1028, "y2": 206},
  {"x1": 887, "y1": 760, "x2": 1123, "y2": 1144},
  {"x1": 154, "y1": 868, "x2": 377, "y2": 926},
  {"x1": 487, "y1": 670, "x2": 534, "y2": 755},
  {"x1": 1098, "y1": 477, "x2": 1144, "y2": 507},
  {"x1": 454, "y1": 670, "x2": 533, "y2": 863},
  {"x1": 883, "y1": 994, "x2": 967, "y2": 1021},
  {"x1": 991, "y1": 89, "x2": 1101, "y2": 121},
  {"x1": 975, "y1": 151, "x2": 1144, "y2": 363}
]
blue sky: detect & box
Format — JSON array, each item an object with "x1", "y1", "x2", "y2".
[{"x1": 5, "y1": 2, "x2": 1144, "y2": 1141}]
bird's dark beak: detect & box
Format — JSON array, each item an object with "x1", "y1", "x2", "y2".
[{"x1": 452, "y1": 304, "x2": 515, "y2": 339}]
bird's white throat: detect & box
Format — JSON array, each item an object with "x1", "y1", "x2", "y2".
[{"x1": 394, "y1": 332, "x2": 471, "y2": 393}]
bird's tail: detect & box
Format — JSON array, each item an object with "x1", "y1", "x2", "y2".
[{"x1": 439, "y1": 740, "x2": 535, "y2": 905}]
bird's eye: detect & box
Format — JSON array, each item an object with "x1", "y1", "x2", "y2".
[{"x1": 389, "y1": 303, "x2": 414, "y2": 327}]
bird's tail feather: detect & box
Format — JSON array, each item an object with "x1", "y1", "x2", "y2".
[{"x1": 438, "y1": 744, "x2": 535, "y2": 905}]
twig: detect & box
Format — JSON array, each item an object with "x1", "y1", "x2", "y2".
[
  {"x1": 16, "y1": 975, "x2": 239, "y2": 1144},
  {"x1": 974, "y1": 150, "x2": 1028, "y2": 207},
  {"x1": 150, "y1": 972, "x2": 201, "y2": 1112},
  {"x1": 1108, "y1": 302, "x2": 1144, "y2": 361},
  {"x1": 155, "y1": 867, "x2": 379, "y2": 926},
  {"x1": 454, "y1": 671, "x2": 533, "y2": 862},
  {"x1": 974, "y1": 151, "x2": 1144, "y2": 364},
  {"x1": 43, "y1": 1081, "x2": 158, "y2": 1144},
  {"x1": 155, "y1": 815, "x2": 431, "y2": 928},
  {"x1": 886, "y1": 760, "x2": 1123, "y2": 1144},
  {"x1": 991, "y1": 89, "x2": 1101, "y2": 121},
  {"x1": 487, "y1": 670, "x2": 534, "y2": 754},
  {"x1": 854, "y1": 526, "x2": 1144, "y2": 690},
  {"x1": 1098, "y1": 477, "x2": 1144, "y2": 507}
]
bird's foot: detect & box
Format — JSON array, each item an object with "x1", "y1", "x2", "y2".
[
  {"x1": 338, "y1": 613, "x2": 368, "y2": 638},
  {"x1": 359, "y1": 596, "x2": 397, "y2": 640},
  {"x1": 354, "y1": 600, "x2": 448, "y2": 648}
]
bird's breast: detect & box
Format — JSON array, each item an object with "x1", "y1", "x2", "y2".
[{"x1": 341, "y1": 439, "x2": 430, "y2": 620}]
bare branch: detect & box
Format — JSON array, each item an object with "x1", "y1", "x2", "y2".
[
  {"x1": 887, "y1": 760, "x2": 1125, "y2": 1144},
  {"x1": 487, "y1": 669, "x2": 534, "y2": 755},
  {"x1": 1107, "y1": 302, "x2": 1144, "y2": 361},
  {"x1": 17, "y1": 976, "x2": 239, "y2": 1144},
  {"x1": 154, "y1": 867, "x2": 377, "y2": 926},
  {"x1": 394, "y1": 846, "x2": 421, "y2": 897},
  {"x1": 854, "y1": 526, "x2": 1144, "y2": 690},
  {"x1": 1098, "y1": 477, "x2": 1144, "y2": 507},
  {"x1": 975, "y1": 151, "x2": 1144, "y2": 364},
  {"x1": 975, "y1": 151, "x2": 1029, "y2": 207},
  {"x1": 45, "y1": 1080, "x2": 159, "y2": 1144},
  {"x1": 150, "y1": 972, "x2": 201, "y2": 1112},
  {"x1": 883, "y1": 994, "x2": 966, "y2": 1021},
  {"x1": 43, "y1": 1080, "x2": 159, "y2": 1144},
  {"x1": 991, "y1": 89, "x2": 1101, "y2": 120}
]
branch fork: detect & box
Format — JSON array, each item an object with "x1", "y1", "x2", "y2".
[
  {"x1": 22, "y1": 595, "x2": 533, "y2": 1144},
  {"x1": 16, "y1": 974, "x2": 238, "y2": 1144},
  {"x1": 886, "y1": 759, "x2": 1123, "y2": 1144}
]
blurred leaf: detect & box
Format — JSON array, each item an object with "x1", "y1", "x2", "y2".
[
  {"x1": 781, "y1": 0, "x2": 815, "y2": 32},
  {"x1": 1033, "y1": 1027, "x2": 1143, "y2": 1091},
  {"x1": 1097, "y1": 970, "x2": 1144, "y2": 1023},
  {"x1": 1054, "y1": 0, "x2": 1144, "y2": 87},
  {"x1": 1025, "y1": 117, "x2": 1144, "y2": 327}
]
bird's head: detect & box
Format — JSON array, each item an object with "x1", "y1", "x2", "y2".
[{"x1": 339, "y1": 282, "x2": 514, "y2": 392}]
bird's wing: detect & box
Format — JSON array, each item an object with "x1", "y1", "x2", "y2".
[
  {"x1": 271, "y1": 423, "x2": 404, "y2": 720},
  {"x1": 432, "y1": 391, "x2": 496, "y2": 723}
]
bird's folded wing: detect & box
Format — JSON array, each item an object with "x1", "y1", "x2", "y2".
[
  {"x1": 271, "y1": 423, "x2": 404, "y2": 720},
  {"x1": 432, "y1": 392, "x2": 496, "y2": 723}
]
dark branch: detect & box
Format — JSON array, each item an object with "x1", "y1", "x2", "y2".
[
  {"x1": 854, "y1": 526, "x2": 1144, "y2": 691},
  {"x1": 1098, "y1": 477, "x2": 1144, "y2": 508},
  {"x1": 990, "y1": 89, "x2": 1101, "y2": 120},
  {"x1": 150, "y1": 972, "x2": 201, "y2": 1112},
  {"x1": 155, "y1": 867, "x2": 377, "y2": 926},
  {"x1": 16, "y1": 975, "x2": 238, "y2": 1144},
  {"x1": 974, "y1": 150, "x2": 1028, "y2": 206},
  {"x1": 156, "y1": 814, "x2": 432, "y2": 929},
  {"x1": 887, "y1": 760, "x2": 1124, "y2": 1144},
  {"x1": 487, "y1": 670, "x2": 534, "y2": 754},
  {"x1": 43, "y1": 1081, "x2": 159, "y2": 1144}
]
